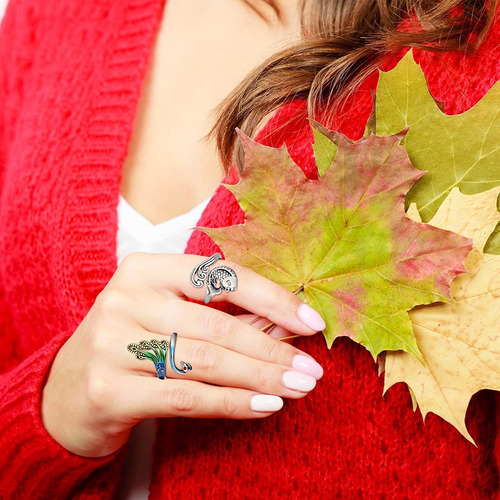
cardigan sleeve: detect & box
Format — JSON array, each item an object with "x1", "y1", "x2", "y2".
[
  {"x1": 0, "y1": 327, "x2": 124, "y2": 498},
  {"x1": 0, "y1": 3, "x2": 124, "y2": 498},
  {"x1": 496, "y1": 394, "x2": 500, "y2": 499}
]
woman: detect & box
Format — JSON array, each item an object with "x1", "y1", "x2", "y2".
[{"x1": 0, "y1": 0, "x2": 498, "y2": 498}]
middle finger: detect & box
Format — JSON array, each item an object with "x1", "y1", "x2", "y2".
[{"x1": 122, "y1": 285, "x2": 324, "y2": 379}]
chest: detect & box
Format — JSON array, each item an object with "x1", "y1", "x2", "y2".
[{"x1": 119, "y1": 0, "x2": 301, "y2": 225}]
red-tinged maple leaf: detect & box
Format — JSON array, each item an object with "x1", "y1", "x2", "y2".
[{"x1": 195, "y1": 125, "x2": 472, "y2": 363}]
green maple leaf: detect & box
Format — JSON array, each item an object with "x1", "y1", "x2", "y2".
[
  {"x1": 375, "y1": 49, "x2": 500, "y2": 229},
  {"x1": 195, "y1": 126, "x2": 472, "y2": 362}
]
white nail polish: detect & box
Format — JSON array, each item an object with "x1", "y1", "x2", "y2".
[
  {"x1": 282, "y1": 370, "x2": 316, "y2": 392},
  {"x1": 250, "y1": 394, "x2": 284, "y2": 412}
]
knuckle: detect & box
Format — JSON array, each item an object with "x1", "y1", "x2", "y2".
[
  {"x1": 201, "y1": 310, "x2": 235, "y2": 340},
  {"x1": 166, "y1": 386, "x2": 197, "y2": 413},
  {"x1": 253, "y1": 363, "x2": 271, "y2": 392},
  {"x1": 208, "y1": 322, "x2": 228, "y2": 345},
  {"x1": 219, "y1": 391, "x2": 239, "y2": 418},
  {"x1": 273, "y1": 285, "x2": 293, "y2": 309},
  {"x1": 117, "y1": 252, "x2": 147, "y2": 277},
  {"x1": 266, "y1": 285, "x2": 298, "y2": 322},
  {"x1": 85, "y1": 371, "x2": 112, "y2": 411},
  {"x1": 186, "y1": 342, "x2": 221, "y2": 373},
  {"x1": 261, "y1": 337, "x2": 282, "y2": 362},
  {"x1": 89, "y1": 325, "x2": 112, "y2": 355},
  {"x1": 162, "y1": 296, "x2": 180, "y2": 320},
  {"x1": 95, "y1": 287, "x2": 128, "y2": 315}
]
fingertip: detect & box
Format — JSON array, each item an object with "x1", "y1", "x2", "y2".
[
  {"x1": 250, "y1": 394, "x2": 284, "y2": 412},
  {"x1": 297, "y1": 303, "x2": 326, "y2": 332}
]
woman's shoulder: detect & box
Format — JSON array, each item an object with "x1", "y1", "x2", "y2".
[{"x1": 254, "y1": 12, "x2": 500, "y2": 178}]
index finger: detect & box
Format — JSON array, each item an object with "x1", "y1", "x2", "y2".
[{"x1": 120, "y1": 252, "x2": 327, "y2": 336}]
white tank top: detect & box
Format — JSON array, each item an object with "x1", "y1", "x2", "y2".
[{"x1": 115, "y1": 193, "x2": 212, "y2": 499}]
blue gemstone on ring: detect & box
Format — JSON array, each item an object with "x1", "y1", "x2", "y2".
[{"x1": 155, "y1": 361, "x2": 166, "y2": 380}]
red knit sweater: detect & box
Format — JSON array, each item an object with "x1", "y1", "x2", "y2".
[{"x1": 0, "y1": 1, "x2": 499, "y2": 498}]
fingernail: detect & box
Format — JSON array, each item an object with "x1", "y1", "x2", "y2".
[
  {"x1": 250, "y1": 394, "x2": 284, "y2": 412},
  {"x1": 282, "y1": 370, "x2": 316, "y2": 392},
  {"x1": 292, "y1": 354, "x2": 324, "y2": 380},
  {"x1": 297, "y1": 303, "x2": 326, "y2": 331}
]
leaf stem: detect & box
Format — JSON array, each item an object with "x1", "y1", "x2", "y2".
[
  {"x1": 260, "y1": 320, "x2": 275, "y2": 331},
  {"x1": 278, "y1": 334, "x2": 301, "y2": 342}
]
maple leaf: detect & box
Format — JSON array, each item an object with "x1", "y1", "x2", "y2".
[
  {"x1": 195, "y1": 125, "x2": 472, "y2": 362},
  {"x1": 382, "y1": 187, "x2": 500, "y2": 445},
  {"x1": 483, "y1": 194, "x2": 500, "y2": 254},
  {"x1": 375, "y1": 49, "x2": 500, "y2": 230}
]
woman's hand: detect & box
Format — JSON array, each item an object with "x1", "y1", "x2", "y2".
[{"x1": 41, "y1": 252, "x2": 326, "y2": 458}]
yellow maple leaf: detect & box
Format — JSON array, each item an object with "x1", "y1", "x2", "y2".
[{"x1": 382, "y1": 187, "x2": 500, "y2": 445}]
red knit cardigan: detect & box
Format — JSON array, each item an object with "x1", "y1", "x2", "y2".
[{"x1": 0, "y1": 1, "x2": 499, "y2": 498}]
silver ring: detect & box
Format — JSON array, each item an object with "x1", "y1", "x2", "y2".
[
  {"x1": 127, "y1": 333, "x2": 192, "y2": 380},
  {"x1": 190, "y1": 252, "x2": 238, "y2": 304}
]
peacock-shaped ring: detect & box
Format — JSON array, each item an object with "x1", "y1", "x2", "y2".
[{"x1": 127, "y1": 332, "x2": 192, "y2": 380}]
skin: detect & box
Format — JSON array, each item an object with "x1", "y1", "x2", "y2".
[
  {"x1": 41, "y1": 0, "x2": 323, "y2": 459},
  {"x1": 120, "y1": 0, "x2": 302, "y2": 223},
  {"x1": 42, "y1": 253, "x2": 325, "y2": 457}
]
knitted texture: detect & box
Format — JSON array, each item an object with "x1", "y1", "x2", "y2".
[{"x1": 0, "y1": 0, "x2": 498, "y2": 498}]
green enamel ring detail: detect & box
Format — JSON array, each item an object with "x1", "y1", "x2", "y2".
[{"x1": 127, "y1": 333, "x2": 192, "y2": 380}]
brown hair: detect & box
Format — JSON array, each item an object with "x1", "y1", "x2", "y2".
[{"x1": 205, "y1": 0, "x2": 498, "y2": 174}]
